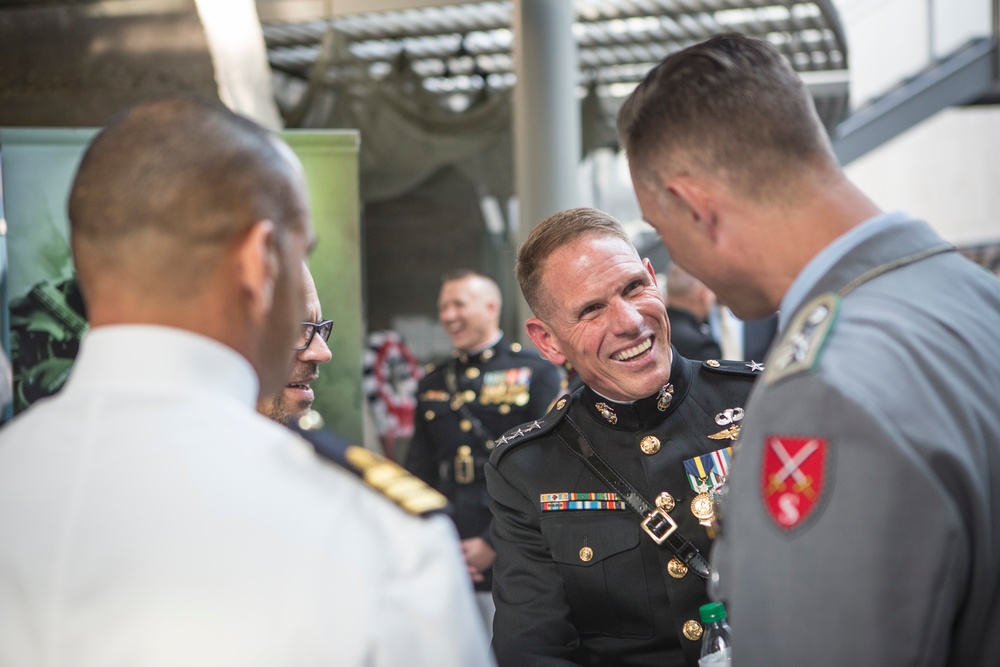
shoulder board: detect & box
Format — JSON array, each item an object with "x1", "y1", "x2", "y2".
[
  {"x1": 763, "y1": 292, "x2": 841, "y2": 386},
  {"x1": 701, "y1": 358, "x2": 766, "y2": 376},
  {"x1": 289, "y1": 412, "x2": 449, "y2": 518},
  {"x1": 490, "y1": 393, "x2": 573, "y2": 464}
]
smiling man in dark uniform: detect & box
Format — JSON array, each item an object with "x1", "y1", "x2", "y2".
[
  {"x1": 485, "y1": 208, "x2": 760, "y2": 666},
  {"x1": 404, "y1": 268, "x2": 564, "y2": 634}
]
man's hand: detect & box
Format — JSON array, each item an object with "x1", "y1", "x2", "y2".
[{"x1": 461, "y1": 537, "x2": 496, "y2": 583}]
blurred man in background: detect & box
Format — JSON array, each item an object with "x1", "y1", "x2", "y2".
[
  {"x1": 405, "y1": 268, "x2": 564, "y2": 636},
  {"x1": 663, "y1": 263, "x2": 721, "y2": 361}
]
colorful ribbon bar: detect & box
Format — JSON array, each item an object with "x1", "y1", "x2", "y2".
[{"x1": 539, "y1": 492, "x2": 625, "y2": 512}]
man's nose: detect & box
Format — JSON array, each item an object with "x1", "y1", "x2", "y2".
[
  {"x1": 609, "y1": 299, "x2": 643, "y2": 334},
  {"x1": 300, "y1": 332, "x2": 333, "y2": 364}
]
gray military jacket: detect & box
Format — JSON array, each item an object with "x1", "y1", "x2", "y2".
[{"x1": 713, "y1": 219, "x2": 1000, "y2": 666}]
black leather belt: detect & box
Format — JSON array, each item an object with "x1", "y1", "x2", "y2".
[
  {"x1": 440, "y1": 455, "x2": 489, "y2": 485},
  {"x1": 553, "y1": 415, "x2": 712, "y2": 582}
]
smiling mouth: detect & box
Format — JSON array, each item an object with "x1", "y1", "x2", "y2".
[
  {"x1": 611, "y1": 337, "x2": 652, "y2": 362},
  {"x1": 287, "y1": 375, "x2": 318, "y2": 390}
]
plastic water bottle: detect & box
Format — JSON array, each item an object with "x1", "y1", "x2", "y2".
[{"x1": 698, "y1": 601, "x2": 732, "y2": 667}]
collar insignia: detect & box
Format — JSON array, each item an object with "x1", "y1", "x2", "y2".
[
  {"x1": 656, "y1": 383, "x2": 675, "y2": 411},
  {"x1": 595, "y1": 402, "x2": 618, "y2": 424}
]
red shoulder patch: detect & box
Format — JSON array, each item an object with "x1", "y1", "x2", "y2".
[{"x1": 761, "y1": 435, "x2": 828, "y2": 530}]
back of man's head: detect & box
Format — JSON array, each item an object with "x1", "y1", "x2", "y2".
[
  {"x1": 516, "y1": 207, "x2": 632, "y2": 320},
  {"x1": 617, "y1": 33, "x2": 836, "y2": 201},
  {"x1": 69, "y1": 96, "x2": 307, "y2": 310}
]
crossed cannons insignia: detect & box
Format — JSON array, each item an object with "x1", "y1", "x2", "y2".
[{"x1": 762, "y1": 435, "x2": 828, "y2": 530}]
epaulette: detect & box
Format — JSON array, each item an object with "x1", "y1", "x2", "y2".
[
  {"x1": 763, "y1": 292, "x2": 840, "y2": 386},
  {"x1": 288, "y1": 411, "x2": 449, "y2": 518},
  {"x1": 701, "y1": 358, "x2": 767, "y2": 376},
  {"x1": 490, "y1": 392, "x2": 573, "y2": 464}
]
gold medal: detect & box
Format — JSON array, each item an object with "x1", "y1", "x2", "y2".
[{"x1": 690, "y1": 492, "x2": 715, "y2": 525}]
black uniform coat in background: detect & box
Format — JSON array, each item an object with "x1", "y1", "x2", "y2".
[
  {"x1": 486, "y1": 350, "x2": 758, "y2": 666},
  {"x1": 666, "y1": 307, "x2": 721, "y2": 362},
  {"x1": 404, "y1": 335, "x2": 564, "y2": 591}
]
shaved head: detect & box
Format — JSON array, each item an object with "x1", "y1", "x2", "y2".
[
  {"x1": 67, "y1": 95, "x2": 315, "y2": 399},
  {"x1": 69, "y1": 95, "x2": 309, "y2": 306}
]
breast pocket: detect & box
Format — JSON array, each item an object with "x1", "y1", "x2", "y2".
[{"x1": 541, "y1": 511, "x2": 652, "y2": 638}]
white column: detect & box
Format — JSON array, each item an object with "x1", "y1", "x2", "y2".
[{"x1": 512, "y1": 0, "x2": 580, "y2": 322}]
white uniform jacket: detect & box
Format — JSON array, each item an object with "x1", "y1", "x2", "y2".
[{"x1": 0, "y1": 325, "x2": 493, "y2": 667}]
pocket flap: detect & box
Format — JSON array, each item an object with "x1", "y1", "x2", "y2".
[{"x1": 544, "y1": 513, "x2": 640, "y2": 566}]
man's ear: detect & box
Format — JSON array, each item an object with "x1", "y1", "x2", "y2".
[
  {"x1": 236, "y1": 220, "x2": 278, "y2": 320},
  {"x1": 644, "y1": 258, "x2": 659, "y2": 285},
  {"x1": 525, "y1": 318, "x2": 566, "y2": 366},
  {"x1": 665, "y1": 177, "x2": 719, "y2": 242}
]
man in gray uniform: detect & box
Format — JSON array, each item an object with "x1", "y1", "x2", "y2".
[{"x1": 618, "y1": 33, "x2": 1000, "y2": 666}]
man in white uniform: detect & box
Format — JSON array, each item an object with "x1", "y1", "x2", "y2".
[{"x1": 0, "y1": 97, "x2": 492, "y2": 667}]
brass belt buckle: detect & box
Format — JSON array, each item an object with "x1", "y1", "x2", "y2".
[
  {"x1": 640, "y1": 507, "x2": 678, "y2": 544},
  {"x1": 454, "y1": 445, "x2": 474, "y2": 484}
]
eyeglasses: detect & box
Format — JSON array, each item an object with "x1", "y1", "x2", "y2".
[{"x1": 295, "y1": 320, "x2": 334, "y2": 350}]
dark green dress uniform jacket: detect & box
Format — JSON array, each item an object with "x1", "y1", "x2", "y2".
[
  {"x1": 486, "y1": 350, "x2": 758, "y2": 666},
  {"x1": 404, "y1": 335, "x2": 564, "y2": 590},
  {"x1": 713, "y1": 219, "x2": 1000, "y2": 667}
]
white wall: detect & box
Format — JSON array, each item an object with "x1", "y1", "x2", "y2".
[
  {"x1": 836, "y1": 0, "x2": 999, "y2": 245},
  {"x1": 846, "y1": 107, "x2": 1000, "y2": 245}
]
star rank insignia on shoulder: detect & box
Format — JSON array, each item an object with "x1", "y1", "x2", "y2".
[
  {"x1": 489, "y1": 393, "x2": 572, "y2": 465},
  {"x1": 289, "y1": 410, "x2": 449, "y2": 518},
  {"x1": 765, "y1": 293, "x2": 841, "y2": 386}
]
